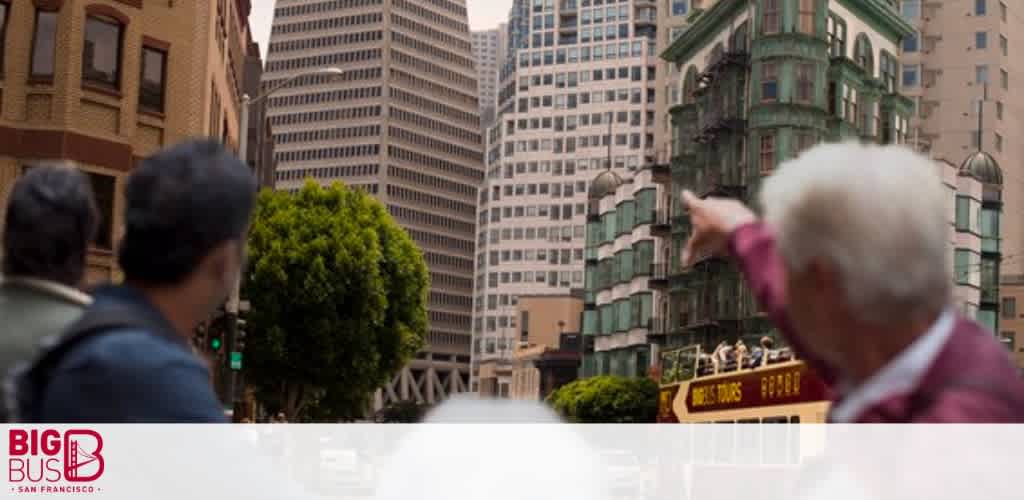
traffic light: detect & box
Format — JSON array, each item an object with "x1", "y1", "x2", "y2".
[{"x1": 210, "y1": 335, "x2": 223, "y2": 351}]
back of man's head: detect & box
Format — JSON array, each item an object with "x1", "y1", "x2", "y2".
[
  {"x1": 3, "y1": 165, "x2": 98, "y2": 286},
  {"x1": 118, "y1": 139, "x2": 256, "y2": 286}
]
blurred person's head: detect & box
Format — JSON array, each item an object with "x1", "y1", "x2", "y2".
[
  {"x1": 760, "y1": 143, "x2": 949, "y2": 379},
  {"x1": 3, "y1": 165, "x2": 98, "y2": 286},
  {"x1": 118, "y1": 140, "x2": 255, "y2": 326},
  {"x1": 377, "y1": 396, "x2": 611, "y2": 500}
]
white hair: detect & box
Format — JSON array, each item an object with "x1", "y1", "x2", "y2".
[{"x1": 759, "y1": 142, "x2": 950, "y2": 324}]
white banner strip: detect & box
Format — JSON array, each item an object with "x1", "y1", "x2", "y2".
[{"x1": 2, "y1": 401, "x2": 1018, "y2": 500}]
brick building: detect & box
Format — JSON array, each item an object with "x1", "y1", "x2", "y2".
[{"x1": 0, "y1": 0, "x2": 252, "y2": 284}]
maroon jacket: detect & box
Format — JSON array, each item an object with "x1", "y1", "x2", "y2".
[{"x1": 730, "y1": 222, "x2": 1024, "y2": 422}]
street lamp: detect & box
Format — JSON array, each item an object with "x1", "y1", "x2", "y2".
[{"x1": 221, "y1": 66, "x2": 344, "y2": 407}]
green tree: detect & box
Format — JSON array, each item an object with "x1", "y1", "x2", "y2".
[
  {"x1": 243, "y1": 182, "x2": 429, "y2": 421},
  {"x1": 547, "y1": 376, "x2": 658, "y2": 423}
]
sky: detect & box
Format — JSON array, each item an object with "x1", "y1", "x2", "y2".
[{"x1": 249, "y1": 0, "x2": 513, "y2": 59}]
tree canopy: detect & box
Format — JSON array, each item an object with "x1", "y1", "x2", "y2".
[
  {"x1": 243, "y1": 182, "x2": 429, "y2": 421},
  {"x1": 547, "y1": 376, "x2": 659, "y2": 423}
]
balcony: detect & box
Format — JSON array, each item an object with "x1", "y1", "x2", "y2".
[
  {"x1": 694, "y1": 167, "x2": 746, "y2": 199},
  {"x1": 635, "y1": 9, "x2": 657, "y2": 27},
  {"x1": 649, "y1": 209, "x2": 671, "y2": 237},
  {"x1": 649, "y1": 262, "x2": 669, "y2": 289},
  {"x1": 697, "y1": 50, "x2": 749, "y2": 86},
  {"x1": 646, "y1": 317, "x2": 670, "y2": 342},
  {"x1": 696, "y1": 105, "x2": 747, "y2": 143},
  {"x1": 559, "y1": 1, "x2": 578, "y2": 15},
  {"x1": 647, "y1": 163, "x2": 671, "y2": 184},
  {"x1": 559, "y1": 23, "x2": 578, "y2": 35}
]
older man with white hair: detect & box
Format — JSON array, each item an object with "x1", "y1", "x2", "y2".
[{"x1": 683, "y1": 143, "x2": 1024, "y2": 422}]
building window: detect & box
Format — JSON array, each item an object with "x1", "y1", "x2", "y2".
[
  {"x1": 0, "y1": 2, "x2": 8, "y2": 77},
  {"x1": 954, "y1": 249, "x2": 973, "y2": 284},
  {"x1": 1001, "y1": 35, "x2": 1008, "y2": 56},
  {"x1": 1000, "y1": 69, "x2": 1008, "y2": 90},
  {"x1": 798, "y1": 0, "x2": 814, "y2": 35},
  {"x1": 976, "y1": 0, "x2": 986, "y2": 16},
  {"x1": 976, "y1": 65, "x2": 989, "y2": 84},
  {"x1": 995, "y1": 133, "x2": 1003, "y2": 152},
  {"x1": 762, "y1": 0, "x2": 780, "y2": 35},
  {"x1": 672, "y1": 0, "x2": 688, "y2": 16},
  {"x1": 854, "y1": 35, "x2": 874, "y2": 76},
  {"x1": 902, "y1": 0, "x2": 920, "y2": 19},
  {"x1": 881, "y1": 52, "x2": 898, "y2": 92},
  {"x1": 761, "y1": 62, "x2": 778, "y2": 102},
  {"x1": 30, "y1": 10, "x2": 58, "y2": 79},
  {"x1": 1003, "y1": 298, "x2": 1017, "y2": 319},
  {"x1": 139, "y1": 46, "x2": 167, "y2": 113},
  {"x1": 796, "y1": 63, "x2": 814, "y2": 103},
  {"x1": 903, "y1": 64, "x2": 920, "y2": 87},
  {"x1": 976, "y1": 31, "x2": 988, "y2": 49},
  {"x1": 827, "y1": 15, "x2": 846, "y2": 57},
  {"x1": 956, "y1": 196, "x2": 971, "y2": 231},
  {"x1": 83, "y1": 16, "x2": 124, "y2": 89},
  {"x1": 903, "y1": 31, "x2": 918, "y2": 52},
  {"x1": 997, "y1": 101, "x2": 1004, "y2": 120},
  {"x1": 759, "y1": 134, "x2": 775, "y2": 175},
  {"x1": 1001, "y1": 2, "x2": 1007, "y2": 22}
]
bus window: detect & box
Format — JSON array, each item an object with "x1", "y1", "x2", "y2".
[
  {"x1": 693, "y1": 421, "x2": 714, "y2": 464},
  {"x1": 713, "y1": 421, "x2": 734, "y2": 464},
  {"x1": 761, "y1": 417, "x2": 788, "y2": 464},
  {"x1": 735, "y1": 420, "x2": 760, "y2": 464},
  {"x1": 789, "y1": 417, "x2": 801, "y2": 464}
]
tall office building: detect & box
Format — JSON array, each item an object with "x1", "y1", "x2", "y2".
[
  {"x1": 471, "y1": 0, "x2": 662, "y2": 396},
  {"x1": 898, "y1": 0, "x2": 1020, "y2": 273},
  {"x1": 473, "y1": 26, "x2": 507, "y2": 129},
  {"x1": 263, "y1": 0, "x2": 484, "y2": 409}
]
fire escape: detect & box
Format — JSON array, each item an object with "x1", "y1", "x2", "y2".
[{"x1": 670, "y1": 30, "x2": 754, "y2": 349}]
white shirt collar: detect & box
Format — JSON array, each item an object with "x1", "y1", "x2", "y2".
[{"x1": 829, "y1": 309, "x2": 956, "y2": 423}]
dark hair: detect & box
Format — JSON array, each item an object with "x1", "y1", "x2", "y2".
[
  {"x1": 118, "y1": 139, "x2": 256, "y2": 285},
  {"x1": 3, "y1": 165, "x2": 99, "y2": 286}
]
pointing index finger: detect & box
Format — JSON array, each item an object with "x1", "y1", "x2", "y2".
[{"x1": 681, "y1": 190, "x2": 700, "y2": 211}]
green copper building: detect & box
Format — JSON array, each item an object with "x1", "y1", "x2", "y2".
[{"x1": 582, "y1": 0, "x2": 915, "y2": 377}]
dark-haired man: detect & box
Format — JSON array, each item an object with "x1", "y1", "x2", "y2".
[
  {"x1": 31, "y1": 140, "x2": 256, "y2": 422},
  {"x1": 1, "y1": 166, "x2": 99, "y2": 420}
]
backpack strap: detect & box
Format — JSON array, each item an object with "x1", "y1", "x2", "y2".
[{"x1": 4, "y1": 305, "x2": 160, "y2": 422}]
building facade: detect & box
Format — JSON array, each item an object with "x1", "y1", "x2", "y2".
[
  {"x1": 997, "y1": 275, "x2": 1024, "y2": 373},
  {"x1": 471, "y1": 0, "x2": 664, "y2": 396},
  {"x1": 581, "y1": 0, "x2": 916, "y2": 377},
  {"x1": 504, "y1": 294, "x2": 583, "y2": 400},
  {"x1": 243, "y1": 40, "x2": 276, "y2": 190},
  {"x1": 262, "y1": 0, "x2": 484, "y2": 410},
  {"x1": 0, "y1": 0, "x2": 250, "y2": 284},
  {"x1": 898, "y1": 0, "x2": 1021, "y2": 275},
  {"x1": 472, "y1": 26, "x2": 506, "y2": 129},
  {"x1": 942, "y1": 151, "x2": 1003, "y2": 334}
]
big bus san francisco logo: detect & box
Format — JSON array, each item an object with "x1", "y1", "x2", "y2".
[{"x1": 7, "y1": 429, "x2": 104, "y2": 494}]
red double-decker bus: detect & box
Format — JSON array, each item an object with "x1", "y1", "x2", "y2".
[{"x1": 657, "y1": 345, "x2": 830, "y2": 424}]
